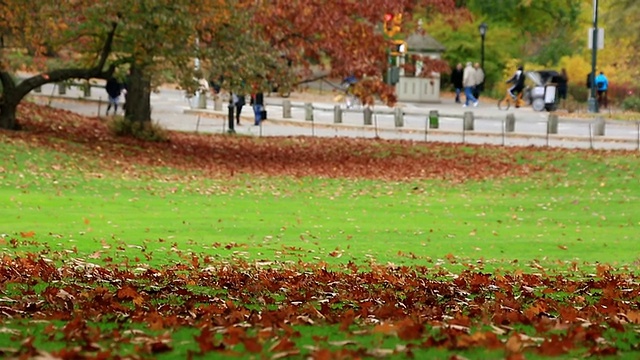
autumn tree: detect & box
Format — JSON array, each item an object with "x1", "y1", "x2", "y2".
[
  {"x1": 1, "y1": 0, "x2": 458, "y2": 131},
  {"x1": 250, "y1": 0, "x2": 457, "y2": 105},
  {"x1": 0, "y1": 0, "x2": 122, "y2": 129},
  {"x1": 599, "y1": 0, "x2": 640, "y2": 82}
]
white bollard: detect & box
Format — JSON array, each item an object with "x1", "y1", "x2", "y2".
[
  {"x1": 463, "y1": 111, "x2": 474, "y2": 131},
  {"x1": 547, "y1": 114, "x2": 558, "y2": 134},
  {"x1": 394, "y1": 107, "x2": 403, "y2": 127},
  {"x1": 333, "y1": 105, "x2": 342, "y2": 124},
  {"x1": 283, "y1": 100, "x2": 292, "y2": 118},
  {"x1": 304, "y1": 103, "x2": 313, "y2": 121}
]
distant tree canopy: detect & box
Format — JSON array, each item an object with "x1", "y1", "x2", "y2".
[
  {"x1": 0, "y1": 0, "x2": 459, "y2": 130},
  {"x1": 424, "y1": 0, "x2": 639, "y2": 93}
]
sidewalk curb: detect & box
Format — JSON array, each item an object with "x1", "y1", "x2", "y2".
[{"x1": 184, "y1": 108, "x2": 640, "y2": 145}]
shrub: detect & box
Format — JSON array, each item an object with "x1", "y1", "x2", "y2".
[
  {"x1": 567, "y1": 84, "x2": 589, "y2": 103},
  {"x1": 621, "y1": 96, "x2": 640, "y2": 113},
  {"x1": 107, "y1": 117, "x2": 168, "y2": 142},
  {"x1": 607, "y1": 83, "x2": 640, "y2": 108}
]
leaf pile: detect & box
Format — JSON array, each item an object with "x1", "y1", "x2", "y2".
[
  {"x1": 1, "y1": 253, "x2": 639, "y2": 359},
  {"x1": 6, "y1": 103, "x2": 553, "y2": 182}
]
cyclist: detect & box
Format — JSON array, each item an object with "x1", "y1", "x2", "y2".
[
  {"x1": 341, "y1": 75, "x2": 358, "y2": 108},
  {"x1": 506, "y1": 66, "x2": 526, "y2": 107}
]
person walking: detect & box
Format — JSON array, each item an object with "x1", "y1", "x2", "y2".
[
  {"x1": 250, "y1": 91, "x2": 264, "y2": 125},
  {"x1": 595, "y1": 71, "x2": 609, "y2": 109},
  {"x1": 472, "y1": 62, "x2": 485, "y2": 100},
  {"x1": 232, "y1": 93, "x2": 245, "y2": 125},
  {"x1": 462, "y1": 62, "x2": 478, "y2": 107},
  {"x1": 557, "y1": 68, "x2": 569, "y2": 107},
  {"x1": 451, "y1": 63, "x2": 463, "y2": 103},
  {"x1": 105, "y1": 77, "x2": 123, "y2": 116}
]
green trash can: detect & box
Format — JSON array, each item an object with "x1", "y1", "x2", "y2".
[{"x1": 429, "y1": 110, "x2": 439, "y2": 129}]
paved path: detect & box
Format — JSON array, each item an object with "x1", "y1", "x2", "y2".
[{"x1": 26, "y1": 81, "x2": 640, "y2": 151}]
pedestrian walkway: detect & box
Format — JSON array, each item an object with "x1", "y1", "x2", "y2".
[{"x1": 24, "y1": 81, "x2": 640, "y2": 151}]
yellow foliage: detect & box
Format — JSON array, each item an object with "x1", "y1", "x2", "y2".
[
  {"x1": 596, "y1": 37, "x2": 637, "y2": 85},
  {"x1": 558, "y1": 55, "x2": 590, "y2": 88}
]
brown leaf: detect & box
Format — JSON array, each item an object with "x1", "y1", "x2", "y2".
[
  {"x1": 373, "y1": 323, "x2": 396, "y2": 336},
  {"x1": 505, "y1": 333, "x2": 524, "y2": 354},
  {"x1": 116, "y1": 285, "x2": 139, "y2": 300},
  {"x1": 194, "y1": 327, "x2": 223, "y2": 353},
  {"x1": 626, "y1": 311, "x2": 640, "y2": 324},
  {"x1": 242, "y1": 337, "x2": 262, "y2": 353},
  {"x1": 269, "y1": 337, "x2": 296, "y2": 353}
]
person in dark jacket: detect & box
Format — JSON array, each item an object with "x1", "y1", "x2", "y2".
[
  {"x1": 506, "y1": 66, "x2": 526, "y2": 101},
  {"x1": 105, "y1": 77, "x2": 123, "y2": 115},
  {"x1": 557, "y1": 68, "x2": 569, "y2": 106},
  {"x1": 451, "y1": 63, "x2": 463, "y2": 103},
  {"x1": 232, "y1": 93, "x2": 245, "y2": 125}
]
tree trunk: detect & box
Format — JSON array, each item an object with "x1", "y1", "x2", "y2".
[
  {"x1": 125, "y1": 63, "x2": 152, "y2": 123},
  {"x1": 0, "y1": 100, "x2": 18, "y2": 130},
  {"x1": 0, "y1": 72, "x2": 20, "y2": 130}
]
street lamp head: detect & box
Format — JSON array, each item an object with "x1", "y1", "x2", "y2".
[{"x1": 479, "y1": 22, "x2": 488, "y2": 37}]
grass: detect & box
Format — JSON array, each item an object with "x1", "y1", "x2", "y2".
[
  {"x1": 3, "y1": 143, "x2": 638, "y2": 271},
  {"x1": 1, "y1": 133, "x2": 640, "y2": 359}
]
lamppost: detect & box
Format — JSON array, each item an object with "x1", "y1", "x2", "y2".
[
  {"x1": 588, "y1": 0, "x2": 599, "y2": 113},
  {"x1": 478, "y1": 22, "x2": 488, "y2": 70}
]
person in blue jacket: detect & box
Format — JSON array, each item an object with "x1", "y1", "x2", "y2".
[{"x1": 595, "y1": 71, "x2": 609, "y2": 109}]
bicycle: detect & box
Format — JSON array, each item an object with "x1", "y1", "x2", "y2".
[
  {"x1": 339, "y1": 83, "x2": 361, "y2": 109},
  {"x1": 497, "y1": 89, "x2": 525, "y2": 110}
]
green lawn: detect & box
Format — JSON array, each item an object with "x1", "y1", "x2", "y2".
[
  {"x1": 1, "y1": 135, "x2": 639, "y2": 359},
  {"x1": 3, "y1": 142, "x2": 638, "y2": 270}
]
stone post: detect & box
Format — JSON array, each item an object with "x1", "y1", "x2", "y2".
[
  {"x1": 363, "y1": 107, "x2": 372, "y2": 125},
  {"x1": 197, "y1": 92, "x2": 207, "y2": 109},
  {"x1": 505, "y1": 113, "x2": 516, "y2": 133},
  {"x1": 394, "y1": 107, "x2": 403, "y2": 128},
  {"x1": 214, "y1": 96, "x2": 222, "y2": 111},
  {"x1": 547, "y1": 113, "x2": 558, "y2": 134},
  {"x1": 463, "y1": 111, "x2": 474, "y2": 131},
  {"x1": 304, "y1": 103, "x2": 313, "y2": 121},
  {"x1": 333, "y1": 105, "x2": 342, "y2": 124},
  {"x1": 593, "y1": 116, "x2": 605, "y2": 136},
  {"x1": 283, "y1": 100, "x2": 292, "y2": 118},
  {"x1": 83, "y1": 82, "x2": 91, "y2": 97},
  {"x1": 57, "y1": 83, "x2": 66, "y2": 95}
]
